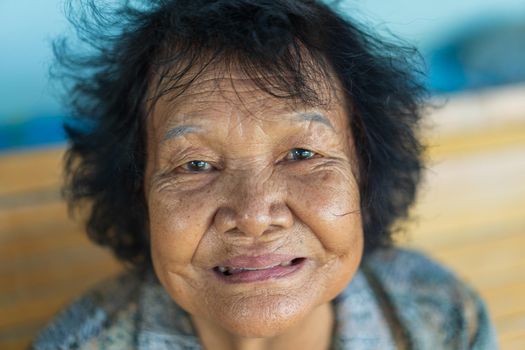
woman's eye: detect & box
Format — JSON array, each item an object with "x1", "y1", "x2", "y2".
[
  {"x1": 285, "y1": 148, "x2": 317, "y2": 161},
  {"x1": 181, "y1": 160, "x2": 213, "y2": 172}
]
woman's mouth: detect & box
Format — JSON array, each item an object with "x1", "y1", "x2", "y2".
[{"x1": 213, "y1": 257, "x2": 307, "y2": 283}]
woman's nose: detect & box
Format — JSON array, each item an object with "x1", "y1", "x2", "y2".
[{"x1": 213, "y1": 176, "x2": 293, "y2": 237}]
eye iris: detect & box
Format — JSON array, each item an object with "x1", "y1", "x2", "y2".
[
  {"x1": 292, "y1": 149, "x2": 314, "y2": 160},
  {"x1": 188, "y1": 160, "x2": 209, "y2": 171}
]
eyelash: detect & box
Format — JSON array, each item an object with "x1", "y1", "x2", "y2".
[{"x1": 178, "y1": 148, "x2": 319, "y2": 173}]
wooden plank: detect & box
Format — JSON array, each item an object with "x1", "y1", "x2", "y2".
[
  {"x1": 0, "y1": 241, "x2": 121, "y2": 299},
  {"x1": 0, "y1": 324, "x2": 40, "y2": 350},
  {"x1": 425, "y1": 123, "x2": 525, "y2": 159},
  {"x1": 0, "y1": 147, "x2": 64, "y2": 197},
  {"x1": 497, "y1": 314, "x2": 525, "y2": 350},
  {"x1": 0, "y1": 201, "x2": 69, "y2": 233}
]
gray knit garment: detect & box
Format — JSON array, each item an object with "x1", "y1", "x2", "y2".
[{"x1": 32, "y1": 248, "x2": 498, "y2": 349}]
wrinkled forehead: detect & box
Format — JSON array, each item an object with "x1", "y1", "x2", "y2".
[{"x1": 146, "y1": 55, "x2": 346, "y2": 128}]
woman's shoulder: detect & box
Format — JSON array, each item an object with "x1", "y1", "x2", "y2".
[
  {"x1": 31, "y1": 269, "x2": 143, "y2": 349},
  {"x1": 362, "y1": 247, "x2": 498, "y2": 349},
  {"x1": 364, "y1": 247, "x2": 467, "y2": 289}
]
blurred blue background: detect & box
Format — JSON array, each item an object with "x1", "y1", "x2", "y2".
[{"x1": 1, "y1": 0, "x2": 525, "y2": 151}]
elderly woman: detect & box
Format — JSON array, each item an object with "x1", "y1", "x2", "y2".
[{"x1": 33, "y1": 0, "x2": 496, "y2": 349}]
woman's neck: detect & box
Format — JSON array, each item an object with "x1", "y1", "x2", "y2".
[{"x1": 192, "y1": 302, "x2": 335, "y2": 350}]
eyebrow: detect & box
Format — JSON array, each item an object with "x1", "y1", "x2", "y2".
[
  {"x1": 162, "y1": 112, "x2": 334, "y2": 141},
  {"x1": 163, "y1": 125, "x2": 203, "y2": 141},
  {"x1": 295, "y1": 112, "x2": 334, "y2": 130}
]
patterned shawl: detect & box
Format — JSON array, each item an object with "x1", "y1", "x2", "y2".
[{"x1": 32, "y1": 248, "x2": 498, "y2": 350}]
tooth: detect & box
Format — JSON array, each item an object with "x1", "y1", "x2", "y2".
[
  {"x1": 218, "y1": 266, "x2": 228, "y2": 273},
  {"x1": 240, "y1": 264, "x2": 278, "y2": 271},
  {"x1": 280, "y1": 261, "x2": 292, "y2": 267}
]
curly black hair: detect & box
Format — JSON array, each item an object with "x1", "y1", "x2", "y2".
[{"x1": 55, "y1": 0, "x2": 426, "y2": 268}]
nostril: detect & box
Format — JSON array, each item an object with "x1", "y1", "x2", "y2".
[{"x1": 213, "y1": 207, "x2": 238, "y2": 235}]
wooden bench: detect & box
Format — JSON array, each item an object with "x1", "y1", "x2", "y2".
[{"x1": 0, "y1": 148, "x2": 122, "y2": 349}]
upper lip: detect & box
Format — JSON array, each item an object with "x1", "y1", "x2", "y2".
[{"x1": 215, "y1": 254, "x2": 302, "y2": 269}]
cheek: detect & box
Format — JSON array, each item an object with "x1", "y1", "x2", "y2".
[
  {"x1": 148, "y1": 188, "x2": 217, "y2": 268},
  {"x1": 284, "y1": 165, "x2": 363, "y2": 305},
  {"x1": 287, "y1": 166, "x2": 363, "y2": 257}
]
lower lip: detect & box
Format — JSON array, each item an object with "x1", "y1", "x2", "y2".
[{"x1": 213, "y1": 258, "x2": 307, "y2": 284}]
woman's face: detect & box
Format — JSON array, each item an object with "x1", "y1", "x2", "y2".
[{"x1": 144, "y1": 68, "x2": 363, "y2": 337}]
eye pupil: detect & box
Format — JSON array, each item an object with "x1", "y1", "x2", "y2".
[
  {"x1": 188, "y1": 161, "x2": 209, "y2": 171},
  {"x1": 291, "y1": 148, "x2": 314, "y2": 160}
]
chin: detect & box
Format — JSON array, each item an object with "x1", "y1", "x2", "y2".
[{"x1": 213, "y1": 294, "x2": 312, "y2": 338}]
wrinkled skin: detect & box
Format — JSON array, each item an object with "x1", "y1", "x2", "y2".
[{"x1": 144, "y1": 68, "x2": 364, "y2": 350}]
